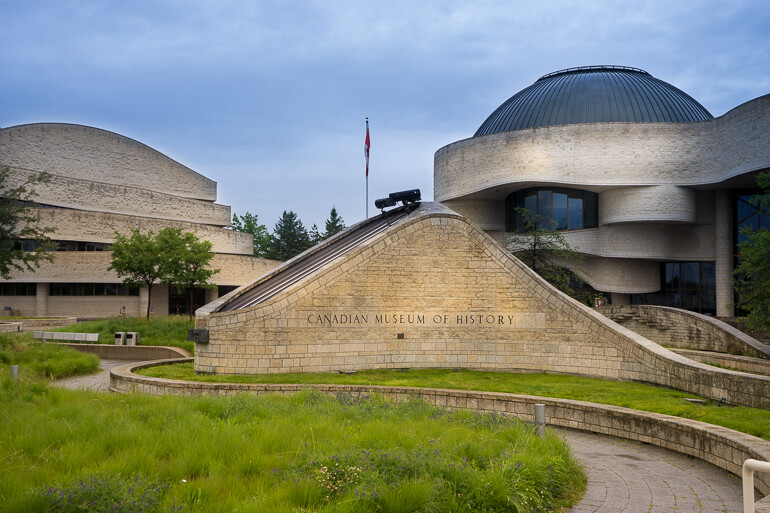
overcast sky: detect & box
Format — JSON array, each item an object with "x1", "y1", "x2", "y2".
[{"x1": 2, "y1": 1, "x2": 769, "y2": 231}]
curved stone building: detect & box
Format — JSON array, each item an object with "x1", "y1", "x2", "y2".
[
  {"x1": 0, "y1": 123, "x2": 279, "y2": 317},
  {"x1": 435, "y1": 66, "x2": 770, "y2": 316}
]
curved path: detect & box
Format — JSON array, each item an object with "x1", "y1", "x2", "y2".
[
  {"x1": 562, "y1": 429, "x2": 741, "y2": 512},
  {"x1": 52, "y1": 359, "x2": 143, "y2": 392},
  {"x1": 54, "y1": 361, "x2": 744, "y2": 512}
]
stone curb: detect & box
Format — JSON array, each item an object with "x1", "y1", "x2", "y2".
[
  {"x1": 674, "y1": 348, "x2": 770, "y2": 376},
  {"x1": 111, "y1": 358, "x2": 770, "y2": 496},
  {"x1": 61, "y1": 344, "x2": 191, "y2": 360}
]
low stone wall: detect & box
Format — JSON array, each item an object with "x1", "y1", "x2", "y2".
[
  {"x1": 0, "y1": 322, "x2": 22, "y2": 332},
  {"x1": 61, "y1": 344, "x2": 190, "y2": 360},
  {"x1": 674, "y1": 349, "x2": 770, "y2": 376},
  {"x1": 599, "y1": 305, "x2": 770, "y2": 359},
  {"x1": 19, "y1": 317, "x2": 79, "y2": 331},
  {"x1": 111, "y1": 358, "x2": 770, "y2": 497}
]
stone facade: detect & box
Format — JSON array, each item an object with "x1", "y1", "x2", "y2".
[
  {"x1": 435, "y1": 91, "x2": 770, "y2": 316},
  {"x1": 0, "y1": 123, "x2": 281, "y2": 317},
  {"x1": 0, "y1": 123, "x2": 216, "y2": 200},
  {"x1": 196, "y1": 203, "x2": 770, "y2": 409},
  {"x1": 599, "y1": 305, "x2": 770, "y2": 358}
]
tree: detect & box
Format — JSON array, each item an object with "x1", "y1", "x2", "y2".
[
  {"x1": 157, "y1": 228, "x2": 219, "y2": 321},
  {"x1": 0, "y1": 166, "x2": 55, "y2": 279},
  {"x1": 323, "y1": 206, "x2": 346, "y2": 240},
  {"x1": 309, "y1": 224, "x2": 323, "y2": 245},
  {"x1": 265, "y1": 211, "x2": 312, "y2": 261},
  {"x1": 505, "y1": 207, "x2": 590, "y2": 304},
  {"x1": 230, "y1": 211, "x2": 271, "y2": 258},
  {"x1": 734, "y1": 170, "x2": 770, "y2": 329},
  {"x1": 108, "y1": 229, "x2": 165, "y2": 320}
]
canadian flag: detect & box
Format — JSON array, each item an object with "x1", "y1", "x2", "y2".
[{"x1": 365, "y1": 118, "x2": 370, "y2": 177}]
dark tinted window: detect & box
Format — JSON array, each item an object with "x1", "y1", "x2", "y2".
[{"x1": 507, "y1": 187, "x2": 598, "y2": 232}]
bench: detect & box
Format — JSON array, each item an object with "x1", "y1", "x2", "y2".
[{"x1": 33, "y1": 331, "x2": 99, "y2": 343}]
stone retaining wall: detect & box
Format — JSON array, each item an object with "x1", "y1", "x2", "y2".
[
  {"x1": 599, "y1": 305, "x2": 770, "y2": 359},
  {"x1": 674, "y1": 349, "x2": 770, "y2": 376},
  {"x1": 0, "y1": 322, "x2": 22, "y2": 332},
  {"x1": 61, "y1": 344, "x2": 190, "y2": 360},
  {"x1": 111, "y1": 358, "x2": 770, "y2": 497},
  {"x1": 19, "y1": 317, "x2": 78, "y2": 331}
]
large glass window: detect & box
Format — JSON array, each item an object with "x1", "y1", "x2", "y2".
[
  {"x1": 506, "y1": 188, "x2": 598, "y2": 232},
  {"x1": 733, "y1": 188, "x2": 770, "y2": 315},
  {"x1": 15, "y1": 239, "x2": 111, "y2": 252},
  {"x1": 631, "y1": 261, "x2": 716, "y2": 315},
  {"x1": 49, "y1": 283, "x2": 139, "y2": 296},
  {"x1": 0, "y1": 283, "x2": 36, "y2": 296}
]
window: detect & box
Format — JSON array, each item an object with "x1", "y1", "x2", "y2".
[
  {"x1": 631, "y1": 261, "x2": 716, "y2": 315},
  {"x1": 49, "y1": 283, "x2": 139, "y2": 296},
  {"x1": 16, "y1": 239, "x2": 112, "y2": 252},
  {"x1": 0, "y1": 283, "x2": 36, "y2": 296},
  {"x1": 506, "y1": 188, "x2": 599, "y2": 232}
]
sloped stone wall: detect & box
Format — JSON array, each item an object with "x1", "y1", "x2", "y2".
[
  {"x1": 196, "y1": 204, "x2": 770, "y2": 409},
  {"x1": 600, "y1": 305, "x2": 770, "y2": 359}
]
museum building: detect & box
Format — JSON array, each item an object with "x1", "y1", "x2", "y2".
[
  {"x1": 434, "y1": 65, "x2": 770, "y2": 317},
  {"x1": 0, "y1": 123, "x2": 278, "y2": 318}
]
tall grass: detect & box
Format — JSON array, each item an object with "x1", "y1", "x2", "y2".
[
  {"x1": 0, "y1": 332, "x2": 99, "y2": 379},
  {"x1": 139, "y1": 364, "x2": 770, "y2": 441},
  {"x1": 0, "y1": 381, "x2": 584, "y2": 513},
  {"x1": 53, "y1": 316, "x2": 194, "y2": 353}
]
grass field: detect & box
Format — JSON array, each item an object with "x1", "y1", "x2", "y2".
[
  {"x1": 0, "y1": 378, "x2": 585, "y2": 512},
  {"x1": 138, "y1": 363, "x2": 770, "y2": 441},
  {"x1": 0, "y1": 332, "x2": 99, "y2": 379},
  {"x1": 52, "y1": 316, "x2": 194, "y2": 353}
]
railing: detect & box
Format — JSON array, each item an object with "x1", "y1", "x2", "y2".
[{"x1": 744, "y1": 459, "x2": 770, "y2": 513}]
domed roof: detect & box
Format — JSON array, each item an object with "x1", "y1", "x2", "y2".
[{"x1": 475, "y1": 66, "x2": 713, "y2": 137}]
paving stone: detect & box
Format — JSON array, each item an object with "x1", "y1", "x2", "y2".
[{"x1": 561, "y1": 429, "x2": 742, "y2": 512}]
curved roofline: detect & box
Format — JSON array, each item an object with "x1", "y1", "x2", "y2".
[
  {"x1": 474, "y1": 66, "x2": 713, "y2": 136},
  {"x1": 538, "y1": 65, "x2": 649, "y2": 81},
  {"x1": 0, "y1": 122, "x2": 215, "y2": 189}
]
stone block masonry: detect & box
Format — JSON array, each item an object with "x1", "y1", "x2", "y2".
[{"x1": 196, "y1": 203, "x2": 770, "y2": 410}]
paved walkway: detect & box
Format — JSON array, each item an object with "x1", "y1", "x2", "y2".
[
  {"x1": 562, "y1": 429, "x2": 742, "y2": 512},
  {"x1": 54, "y1": 361, "x2": 745, "y2": 512},
  {"x1": 52, "y1": 359, "x2": 140, "y2": 392}
]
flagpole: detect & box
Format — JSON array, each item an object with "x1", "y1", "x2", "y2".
[{"x1": 365, "y1": 117, "x2": 370, "y2": 219}]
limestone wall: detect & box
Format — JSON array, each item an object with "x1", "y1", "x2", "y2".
[
  {"x1": 4, "y1": 251, "x2": 278, "y2": 286},
  {"x1": 673, "y1": 349, "x2": 770, "y2": 376},
  {"x1": 29, "y1": 207, "x2": 253, "y2": 255},
  {"x1": 196, "y1": 204, "x2": 770, "y2": 409},
  {"x1": 0, "y1": 297, "x2": 36, "y2": 317},
  {"x1": 46, "y1": 296, "x2": 142, "y2": 318},
  {"x1": 212, "y1": 254, "x2": 281, "y2": 286},
  {"x1": 0, "y1": 123, "x2": 216, "y2": 201},
  {"x1": 599, "y1": 305, "x2": 770, "y2": 359},
  {"x1": 6, "y1": 166, "x2": 230, "y2": 226},
  {"x1": 435, "y1": 94, "x2": 770, "y2": 202},
  {"x1": 599, "y1": 185, "x2": 696, "y2": 224}
]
